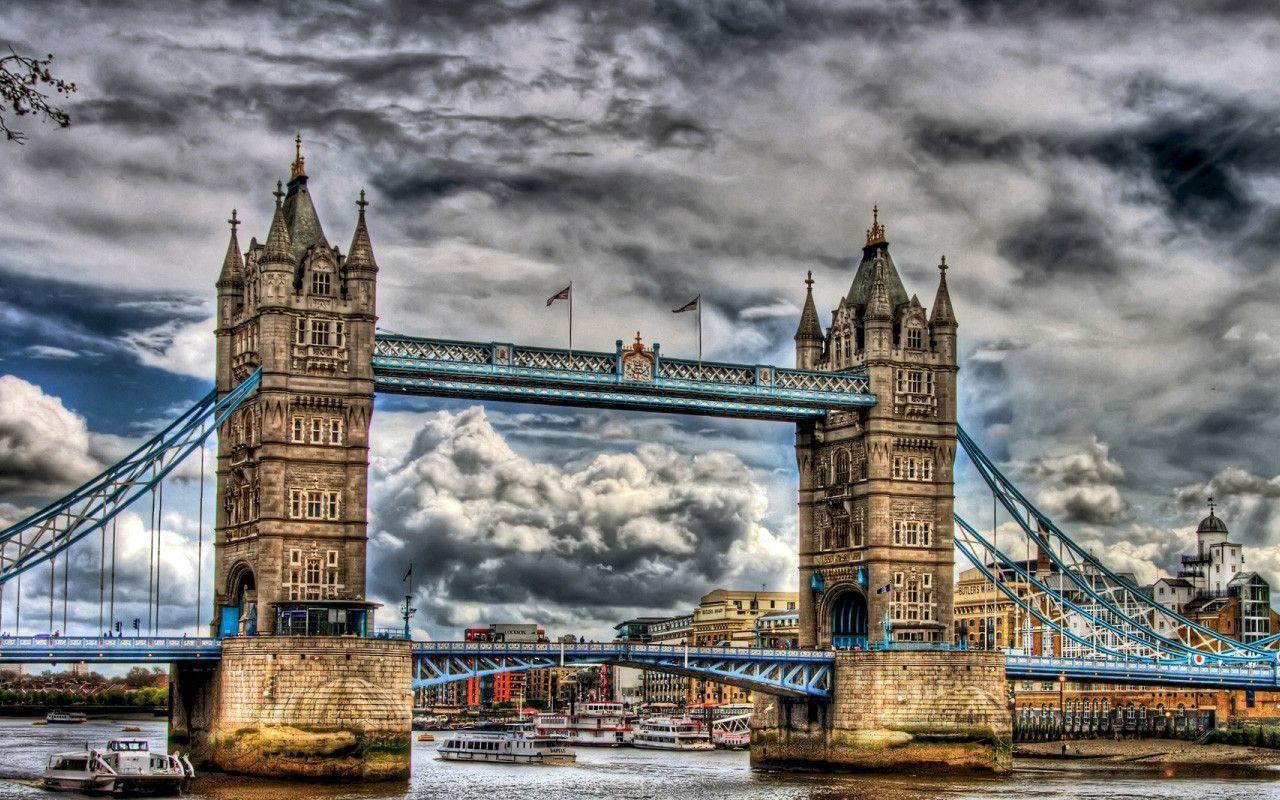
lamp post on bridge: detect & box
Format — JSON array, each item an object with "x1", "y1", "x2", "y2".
[{"x1": 400, "y1": 595, "x2": 416, "y2": 641}]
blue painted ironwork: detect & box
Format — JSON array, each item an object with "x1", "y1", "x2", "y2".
[
  {"x1": 410, "y1": 641, "x2": 834, "y2": 699},
  {"x1": 956, "y1": 425, "x2": 1275, "y2": 664},
  {"x1": 1007, "y1": 654, "x2": 1280, "y2": 690},
  {"x1": 0, "y1": 636, "x2": 222, "y2": 663},
  {"x1": 372, "y1": 335, "x2": 875, "y2": 420},
  {"x1": 0, "y1": 370, "x2": 262, "y2": 586}
]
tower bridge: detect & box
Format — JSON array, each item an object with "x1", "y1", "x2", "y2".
[{"x1": 3, "y1": 142, "x2": 1278, "y2": 778}]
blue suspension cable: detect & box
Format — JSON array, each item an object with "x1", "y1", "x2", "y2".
[{"x1": 957, "y1": 425, "x2": 1273, "y2": 662}]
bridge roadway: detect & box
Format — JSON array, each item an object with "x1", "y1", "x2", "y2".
[
  {"x1": 2, "y1": 637, "x2": 1278, "y2": 694},
  {"x1": 372, "y1": 334, "x2": 876, "y2": 421}
]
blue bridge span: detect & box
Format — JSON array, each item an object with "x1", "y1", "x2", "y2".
[{"x1": 2, "y1": 637, "x2": 1278, "y2": 696}]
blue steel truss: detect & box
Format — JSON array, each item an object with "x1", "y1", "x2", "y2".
[
  {"x1": 955, "y1": 425, "x2": 1277, "y2": 665},
  {"x1": 372, "y1": 335, "x2": 875, "y2": 420},
  {"x1": 0, "y1": 636, "x2": 222, "y2": 663},
  {"x1": 0, "y1": 370, "x2": 261, "y2": 586},
  {"x1": 411, "y1": 641, "x2": 834, "y2": 699},
  {"x1": 0, "y1": 637, "x2": 1276, "y2": 692}
]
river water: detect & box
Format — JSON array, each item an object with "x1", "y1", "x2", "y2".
[{"x1": 0, "y1": 718, "x2": 1277, "y2": 799}]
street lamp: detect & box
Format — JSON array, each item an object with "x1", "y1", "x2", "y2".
[{"x1": 1058, "y1": 674, "x2": 1067, "y2": 738}]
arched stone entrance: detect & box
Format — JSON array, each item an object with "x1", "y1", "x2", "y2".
[
  {"x1": 223, "y1": 562, "x2": 257, "y2": 636},
  {"x1": 829, "y1": 589, "x2": 868, "y2": 650}
]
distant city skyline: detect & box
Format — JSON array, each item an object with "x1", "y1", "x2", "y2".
[{"x1": 3, "y1": 1, "x2": 1280, "y2": 640}]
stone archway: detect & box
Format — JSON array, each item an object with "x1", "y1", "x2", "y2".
[
  {"x1": 828, "y1": 589, "x2": 868, "y2": 650},
  {"x1": 225, "y1": 562, "x2": 257, "y2": 635}
]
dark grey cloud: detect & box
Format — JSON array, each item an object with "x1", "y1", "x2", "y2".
[{"x1": 4, "y1": 0, "x2": 1280, "y2": 634}]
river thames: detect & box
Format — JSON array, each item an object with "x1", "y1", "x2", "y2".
[{"x1": 0, "y1": 718, "x2": 1277, "y2": 799}]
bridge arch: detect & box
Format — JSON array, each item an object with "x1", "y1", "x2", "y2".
[{"x1": 820, "y1": 584, "x2": 868, "y2": 650}]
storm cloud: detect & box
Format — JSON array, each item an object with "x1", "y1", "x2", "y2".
[{"x1": 3, "y1": 0, "x2": 1280, "y2": 635}]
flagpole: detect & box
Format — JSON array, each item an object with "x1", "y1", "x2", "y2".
[
  {"x1": 697, "y1": 294, "x2": 702, "y2": 377},
  {"x1": 569, "y1": 281, "x2": 574, "y2": 360}
]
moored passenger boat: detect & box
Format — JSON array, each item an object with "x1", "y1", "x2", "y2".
[
  {"x1": 632, "y1": 717, "x2": 714, "y2": 751},
  {"x1": 535, "y1": 702, "x2": 634, "y2": 746},
  {"x1": 437, "y1": 730, "x2": 575, "y2": 765},
  {"x1": 42, "y1": 738, "x2": 193, "y2": 795}
]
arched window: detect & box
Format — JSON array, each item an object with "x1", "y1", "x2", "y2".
[
  {"x1": 833, "y1": 449, "x2": 851, "y2": 485},
  {"x1": 311, "y1": 269, "x2": 331, "y2": 296},
  {"x1": 832, "y1": 512, "x2": 850, "y2": 549},
  {"x1": 906, "y1": 326, "x2": 923, "y2": 349}
]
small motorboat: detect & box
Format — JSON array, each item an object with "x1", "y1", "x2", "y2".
[
  {"x1": 45, "y1": 710, "x2": 87, "y2": 724},
  {"x1": 43, "y1": 738, "x2": 193, "y2": 795}
]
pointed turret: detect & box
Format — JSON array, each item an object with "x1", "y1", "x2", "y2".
[
  {"x1": 263, "y1": 181, "x2": 294, "y2": 264},
  {"x1": 217, "y1": 209, "x2": 244, "y2": 287},
  {"x1": 846, "y1": 206, "x2": 909, "y2": 313},
  {"x1": 217, "y1": 210, "x2": 245, "y2": 327},
  {"x1": 345, "y1": 190, "x2": 378, "y2": 272},
  {"x1": 865, "y1": 253, "x2": 892, "y2": 321},
  {"x1": 283, "y1": 134, "x2": 328, "y2": 261},
  {"x1": 929, "y1": 255, "x2": 956, "y2": 327},
  {"x1": 345, "y1": 190, "x2": 378, "y2": 315},
  {"x1": 794, "y1": 271, "x2": 823, "y2": 369},
  {"x1": 929, "y1": 255, "x2": 957, "y2": 367}
]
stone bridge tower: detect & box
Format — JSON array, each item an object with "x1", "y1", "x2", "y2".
[
  {"x1": 753, "y1": 211, "x2": 1007, "y2": 775},
  {"x1": 212, "y1": 137, "x2": 379, "y2": 636},
  {"x1": 793, "y1": 209, "x2": 958, "y2": 649},
  {"x1": 175, "y1": 140, "x2": 409, "y2": 781}
]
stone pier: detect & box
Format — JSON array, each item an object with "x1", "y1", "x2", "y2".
[
  {"x1": 170, "y1": 637, "x2": 413, "y2": 780},
  {"x1": 751, "y1": 650, "x2": 1012, "y2": 772}
]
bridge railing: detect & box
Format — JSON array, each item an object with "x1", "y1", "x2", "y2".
[
  {"x1": 1006, "y1": 654, "x2": 1278, "y2": 682},
  {"x1": 372, "y1": 334, "x2": 874, "y2": 416},
  {"x1": 410, "y1": 640, "x2": 834, "y2": 661}
]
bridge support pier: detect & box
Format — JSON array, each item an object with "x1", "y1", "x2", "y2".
[
  {"x1": 751, "y1": 650, "x2": 1011, "y2": 772},
  {"x1": 169, "y1": 637, "x2": 413, "y2": 780}
]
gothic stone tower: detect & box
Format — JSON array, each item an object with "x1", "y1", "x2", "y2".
[
  {"x1": 212, "y1": 137, "x2": 379, "y2": 636},
  {"x1": 794, "y1": 209, "x2": 958, "y2": 649}
]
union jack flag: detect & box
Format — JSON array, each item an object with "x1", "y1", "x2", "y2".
[
  {"x1": 672, "y1": 295, "x2": 699, "y2": 313},
  {"x1": 546, "y1": 285, "x2": 571, "y2": 306}
]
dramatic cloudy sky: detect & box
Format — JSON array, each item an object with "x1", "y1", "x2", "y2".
[{"x1": 3, "y1": 0, "x2": 1280, "y2": 639}]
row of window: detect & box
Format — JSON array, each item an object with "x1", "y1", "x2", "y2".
[
  {"x1": 290, "y1": 415, "x2": 344, "y2": 445},
  {"x1": 891, "y1": 455, "x2": 933, "y2": 481},
  {"x1": 821, "y1": 517, "x2": 865, "y2": 550},
  {"x1": 891, "y1": 572, "x2": 935, "y2": 622},
  {"x1": 283, "y1": 547, "x2": 343, "y2": 601},
  {"x1": 894, "y1": 368, "x2": 935, "y2": 396},
  {"x1": 288, "y1": 489, "x2": 342, "y2": 520},
  {"x1": 294, "y1": 317, "x2": 347, "y2": 348},
  {"x1": 891, "y1": 519, "x2": 933, "y2": 547}
]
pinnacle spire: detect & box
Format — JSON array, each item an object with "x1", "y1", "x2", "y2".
[
  {"x1": 866, "y1": 252, "x2": 892, "y2": 321},
  {"x1": 794, "y1": 270, "x2": 822, "y2": 342},
  {"x1": 218, "y1": 209, "x2": 244, "y2": 286},
  {"x1": 929, "y1": 254, "x2": 956, "y2": 327},
  {"x1": 346, "y1": 189, "x2": 378, "y2": 271},
  {"x1": 263, "y1": 182, "x2": 294, "y2": 264},
  {"x1": 865, "y1": 204, "x2": 887, "y2": 246},
  {"x1": 291, "y1": 133, "x2": 306, "y2": 181}
]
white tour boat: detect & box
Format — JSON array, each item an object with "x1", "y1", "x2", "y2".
[
  {"x1": 43, "y1": 738, "x2": 193, "y2": 795},
  {"x1": 632, "y1": 717, "x2": 714, "y2": 751},
  {"x1": 535, "y1": 701, "x2": 634, "y2": 746},
  {"x1": 437, "y1": 729, "x2": 576, "y2": 765},
  {"x1": 45, "y1": 710, "x2": 88, "y2": 724}
]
